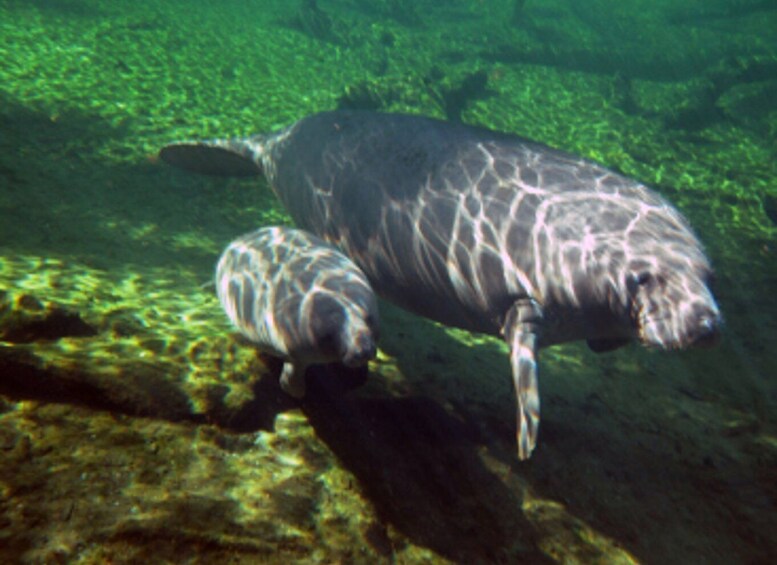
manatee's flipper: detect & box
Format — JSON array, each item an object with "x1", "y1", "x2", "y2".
[
  {"x1": 279, "y1": 361, "x2": 307, "y2": 398},
  {"x1": 586, "y1": 337, "x2": 630, "y2": 353},
  {"x1": 502, "y1": 298, "x2": 543, "y2": 460},
  {"x1": 160, "y1": 139, "x2": 263, "y2": 177}
]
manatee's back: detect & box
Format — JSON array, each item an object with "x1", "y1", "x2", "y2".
[
  {"x1": 266, "y1": 111, "x2": 663, "y2": 334},
  {"x1": 265, "y1": 112, "x2": 545, "y2": 332},
  {"x1": 265, "y1": 111, "x2": 470, "y2": 246}
]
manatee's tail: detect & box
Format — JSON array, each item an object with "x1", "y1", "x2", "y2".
[{"x1": 159, "y1": 138, "x2": 264, "y2": 177}]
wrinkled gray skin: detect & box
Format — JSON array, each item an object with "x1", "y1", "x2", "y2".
[
  {"x1": 162, "y1": 110, "x2": 722, "y2": 459},
  {"x1": 216, "y1": 226, "x2": 379, "y2": 398}
]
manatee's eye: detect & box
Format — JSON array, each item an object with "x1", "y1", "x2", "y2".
[
  {"x1": 635, "y1": 272, "x2": 652, "y2": 286},
  {"x1": 627, "y1": 271, "x2": 667, "y2": 294},
  {"x1": 627, "y1": 271, "x2": 653, "y2": 294}
]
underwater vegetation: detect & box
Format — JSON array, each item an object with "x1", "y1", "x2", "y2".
[{"x1": 0, "y1": 0, "x2": 775, "y2": 563}]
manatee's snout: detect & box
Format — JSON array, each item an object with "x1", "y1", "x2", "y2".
[
  {"x1": 342, "y1": 330, "x2": 377, "y2": 368},
  {"x1": 338, "y1": 289, "x2": 379, "y2": 368},
  {"x1": 686, "y1": 304, "x2": 722, "y2": 348}
]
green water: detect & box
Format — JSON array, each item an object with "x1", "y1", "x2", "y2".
[{"x1": 0, "y1": 0, "x2": 775, "y2": 562}]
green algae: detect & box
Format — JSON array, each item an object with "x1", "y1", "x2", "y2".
[{"x1": 1, "y1": 0, "x2": 776, "y2": 563}]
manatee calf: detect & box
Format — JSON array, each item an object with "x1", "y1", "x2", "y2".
[
  {"x1": 163, "y1": 110, "x2": 721, "y2": 459},
  {"x1": 215, "y1": 226, "x2": 379, "y2": 398}
]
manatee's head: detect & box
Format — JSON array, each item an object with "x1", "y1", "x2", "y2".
[
  {"x1": 535, "y1": 187, "x2": 722, "y2": 351},
  {"x1": 338, "y1": 290, "x2": 379, "y2": 368},
  {"x1": 565, "y1": 188, "x2": 725, "y2": 351},
  {"x1": 340, "y1": 325, "x2": 378, "y2": 368},
  {"x1": 626, "y1": 259, "x2": 721, "y2": 350},
  {"x1": 308, "y1": 281, "x2": 379, "y2": 367}
]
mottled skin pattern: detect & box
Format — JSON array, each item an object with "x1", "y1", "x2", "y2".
[
  {"x1": 215, "y1": 227, "x2": 379, "y2": 398},
  {"x1": 163, "y1": 110, "x2": 721, "y2": 459}
]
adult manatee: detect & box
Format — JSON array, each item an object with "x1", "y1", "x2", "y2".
[{"x1": 161, "y1": 110, "x2": 722, "y2": 459}]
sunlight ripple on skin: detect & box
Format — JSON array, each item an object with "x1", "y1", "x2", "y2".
[{"x1": 162, "y1": 110, "x2": 721, "y2": 459}]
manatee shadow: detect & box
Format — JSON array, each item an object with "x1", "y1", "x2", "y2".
[
  {"x1": 203, "y1": 359, "x2": 300, "y2": 434},
  {"x1": 0, "y1": 95, "x2": 277, "y2": 278},
  {"x1": 377, "y1": 301, "x2": 516, "y2": 444},
  {"x1": 525, "y1": 393, "x2": 777, "y2": 563},
  {"x1": 339, "y1": 302, "x2": 776, "y2": 562},
  {"x1": 300, "y1": 367, "x2": 550, "y2": 563}
]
